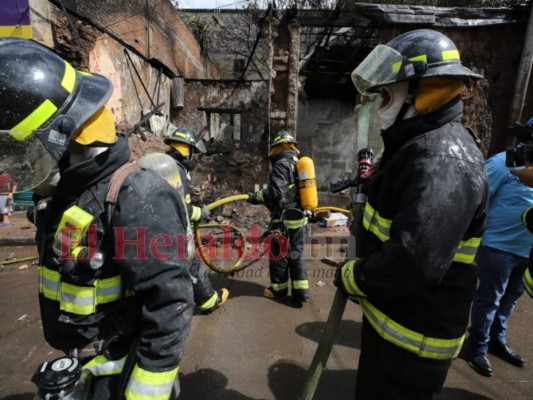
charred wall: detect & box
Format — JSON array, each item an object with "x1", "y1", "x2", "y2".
[
  {"x1": 174, "y1": 80, "x2": 269, "y2": 144},
  {"x1": 28, "y1": 0, "x2": 219, "y2": 129}
]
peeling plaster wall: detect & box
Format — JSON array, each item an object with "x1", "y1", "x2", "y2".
[
  {"x1": 28, "y1": 0, "x2": 215, "y2": 130},
  {"x1": 89, "y1": 38, "x2": 173, "y2": 126},
  {"x1": 176, "y1": 81, "x2": 269, "y2": 143},
  {"x1": 297, "y1": 96, "x2": 357, "y2": 191}
]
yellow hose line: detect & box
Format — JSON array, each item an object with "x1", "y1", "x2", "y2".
[
  {"x1": 196, "y1": 195, "x2": 351, "y2": 273},
  {"x1": 206, "y1": 194, "x2": 250, "y2": 211},
  {"x1": 315, "y1": 206, "x2": 351, "y2": 215},
  {"x1": 195, "y1": 194, "x2": 251, "y2": 274},
  {"x1": 194, "y1": 223, "x2": 251, "y2": 274}
]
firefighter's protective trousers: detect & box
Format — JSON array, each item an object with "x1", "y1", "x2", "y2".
[
  {"x1": 168, "y1": 150, "x2": 219, "y2": 311},
  {"x1": 268, "y1": 220, "x2": 308, "y2": 297}
]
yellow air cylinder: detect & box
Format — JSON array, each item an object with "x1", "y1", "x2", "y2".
[{"x1": 297, "y1": 156, "x2": 318, "y2": 211}]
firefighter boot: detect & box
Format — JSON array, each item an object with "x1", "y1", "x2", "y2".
[
  {"x1": 263, "y1": 286, "x2": 288, "y2": 298},
  {"x1": 202, "y1": 288, "x2": 229, "y2": 314}
]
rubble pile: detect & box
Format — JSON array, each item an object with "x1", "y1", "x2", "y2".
[{"x1": 128, "y1": 134, "x2": 272, "y2": 230}]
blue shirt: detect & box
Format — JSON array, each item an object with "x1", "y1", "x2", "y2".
[{"x1": 482, "y1": 152, "x2": 533, "y2": 258}]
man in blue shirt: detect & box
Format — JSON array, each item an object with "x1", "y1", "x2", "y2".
[{"x1": 466, "y1": 151, "x2": 533, "y2": 376}]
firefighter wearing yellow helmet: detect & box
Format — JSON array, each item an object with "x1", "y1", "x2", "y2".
[
  {"x1": 165, "y1": 128, "x2": 229, "y2": 314},
  {"x1": 0, "y1": 38, "x2": 192, "y2": 399},
  {"x1": 248, "y1": 130, "x2": 310, "y2": 303},
  {"x1": 338, "y1": 29, "x2": 489, "y2": 398}
]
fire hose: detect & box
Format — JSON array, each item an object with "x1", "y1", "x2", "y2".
[
  {"x1": 193, "y1": 194, "x2": 351, "y2": 274},
  {"x1": 298, "y1": 189, "x2": 367, "y2": 400},
  {"x1": 194, "y1": 194, "x2": 252, "y2": 274}
]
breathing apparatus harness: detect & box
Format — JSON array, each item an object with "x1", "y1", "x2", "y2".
[{"x1": 34, "y1": 162, "x2": 142, "y2": 399}]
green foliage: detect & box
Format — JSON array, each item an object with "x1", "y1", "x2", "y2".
[{"x1": 186, "y1": 15, "x2": 213, "y2": 57}]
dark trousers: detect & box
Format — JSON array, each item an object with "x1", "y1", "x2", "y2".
[
  {"x1": 268, "y1": 222, "x2": 308, "y2": 295},
  {"x1": 356, "y1": 317, "x2": 451, "y2": 400},
  {"x1": 468, "y1": 245, "x2": 528, "y2": 354},
  {"x1": 190, "y1": 256, "x2": 216, "y2": 307}
]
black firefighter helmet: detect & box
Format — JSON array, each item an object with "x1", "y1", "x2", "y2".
[{"x1": 0, "y1": 38, "x2": 113, "y2": 189}]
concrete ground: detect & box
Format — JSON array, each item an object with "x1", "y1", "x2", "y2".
[{"x1": 0, "y1": 211, "x2": 532, "y2": 399}]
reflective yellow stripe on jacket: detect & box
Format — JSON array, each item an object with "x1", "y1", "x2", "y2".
[
  {"x1": 453, "y1": 237, "x2": 481, "y2": 264},
  {"x1": 341, "y1": 259, "x2": 366, "y2": 298},
  {"x1": 363, "y1": 202, "x2": 391, "y2": 242},
  {"x1": 39, "y1": 266, "x2": 126, "y2": 315},
  {"x1": 360, "y1": 298, "x2": 464, "y2": 360},
  {"x1": 189, "y1": 205, "x2": 202, "y2": 221},
  {"x1": 341, "y1": 260, "x2": 465, "y2": 360},
  {"x1": 82, "y1": 355, "x2": 126, "y2": 379},
  {"x1": 125, "y1": 364, "x2": 178, "y2": 400},
  {"x1": 363, "y1": 202, "x2": 481, "y2": 264},
  {"x1": 524, "y1": 268, "x2": 533, "y2": 298}
]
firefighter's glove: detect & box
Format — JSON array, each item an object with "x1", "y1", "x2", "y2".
[
  {"x1": 303, "y1": 209, "x2": 315, "y2": 218},
  {"x1": 247, "y1": 191, "x2": 262, "y2": 205},
  {"x1": 335, "y1": 259, "x2": 366, "y2": 303},
  {"x1": 201, "y1": 205, "x2": 211, "y2": 221}
]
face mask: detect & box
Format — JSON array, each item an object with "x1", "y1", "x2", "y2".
[
  {"x1": 377, "y1": 82, "x2": 409, "y2": 130},
  {"x1": 69, "y1": 141, "x2": 109, "y2": 166}
]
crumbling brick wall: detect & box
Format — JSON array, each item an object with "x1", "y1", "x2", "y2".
[{"x1": 28, "y1": 0, "x2": 220, "y2": 129}]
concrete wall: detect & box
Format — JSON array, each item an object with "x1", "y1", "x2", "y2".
[{"x1": 297, "y1": 95, "x2": 358, "y2": 191}]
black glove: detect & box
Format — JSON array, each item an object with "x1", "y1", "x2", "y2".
[{"x1": 247, "y1": 192, "x2": 261, "y2": 205}]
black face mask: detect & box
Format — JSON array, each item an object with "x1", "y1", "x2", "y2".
[{"x1": 167, "y1": 150, "x2": 194, "y2": 171}]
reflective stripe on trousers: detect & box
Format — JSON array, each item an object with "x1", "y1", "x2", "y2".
[
  {"x1": 292, "y1": 280, "x2": 309, "y2": 290},
  {"x1": 272, "y1": 281, "x2": 289, "y2": 292},
  {"x1": 360, "y1": 299, "x2": 464, "y2": 360},
  {"x1": 125, "y1": 364, "x2": 179, "y2": 400}
]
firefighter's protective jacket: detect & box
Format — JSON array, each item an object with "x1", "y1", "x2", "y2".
[
  {"x1": 35, "y1": 136, "x2": 193, "y2": 397},
  {"x1": 526, "y1": 255, "x2": 533, "y2": 299},
  {"x1": 258, "y1": 149, "x2": 299, "y2": 218},
  {"x1": 167, "y1": 151, "x2": 204, "y2": 221},
  {"x1": 524, "y1": 209, "x2": 533, "y2": 298},
  {"x1": 342, "y1": 98, "x2": 489, "y2": 359}
]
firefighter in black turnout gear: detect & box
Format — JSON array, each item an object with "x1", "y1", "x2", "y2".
[
  {"x1": 248, "y1": 131, "x2": 309, "y2": 302},
  {"x1": 165, "y1": 128, "x2": 229, "y2": 314},
  {"x1": 339, "y1": 29, "x2": 489, "y2": 399},
  {"x1": 0, "y1": 38, "x2": 193, "y2": 399}
]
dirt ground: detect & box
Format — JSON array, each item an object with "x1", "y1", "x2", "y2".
[
  {"x1": 1, "y1": 215, "x2": 533, "y2": 399},
  {"x1": 1, "y1": 246, "x2": 533, "y2": 400},
  {"x1": 1, "y1": 137, "x2": 533, "y2": 399}
]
